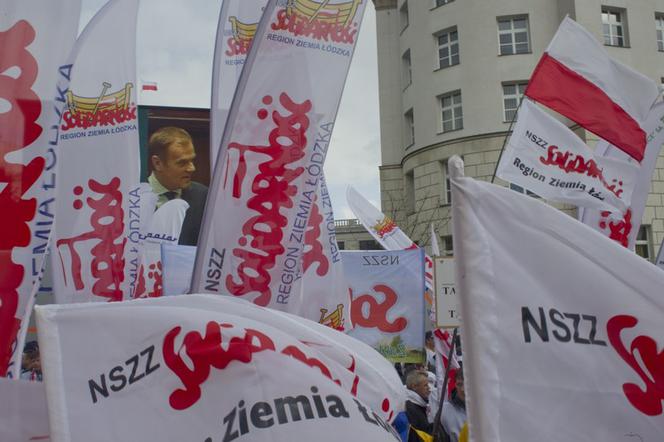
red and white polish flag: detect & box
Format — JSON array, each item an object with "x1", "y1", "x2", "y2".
[
  {"x1": 141, "y1": 80, "x2": 158, "y2": 91},
  {"x1": 450, "y1": 158, "x2": 664, "y2": 441},
  {"x1": 525, "y1": 16, "x2": 660, "y2": 162},
  {"x1": 0, "y1": 0, "x2": 81, "y2": 377},
  {"x1": 191, "y1": 0, "x2": 367, "y2": 312},
  {"x1": 51, "y1": 0, "x2": 141, "y2": 305}
]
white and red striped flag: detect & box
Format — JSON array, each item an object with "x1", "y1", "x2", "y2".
[
  {"x1": 51, "y1": 0, "x2": 141, "y2": 304},
  {"x1": 525, "y1": 16, "x2": 660, "y2": 162},
  {"x1": 191, "y1": 0, "x2": 368, "y2": 316},
  {"x1": 0, "y1": 0, "x2": 81, "y2": 377},
  {"x1": 141, "y1": 80, "x2": 157, "y2": 91}
]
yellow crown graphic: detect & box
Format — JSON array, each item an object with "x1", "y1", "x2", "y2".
[
  {"x1": 66, "y1": 82, "x2": 133, "y2": 117},
  {"x1": 372, "y1": 216, "x2": 396, "y2": 238},
  {"x1": 286, "y1": 0, "x2": 362, "y2": 27},
  {"x1": 229, "y1": 16, "x2": 258, "y2": 42},
  {"x1": 319, "y1": 304, "x2": 345, "y2": 330}
]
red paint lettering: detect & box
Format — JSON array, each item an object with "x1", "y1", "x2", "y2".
[
  {"x1": 271, "y1": 9, "x2": 357, "y2": 44},
  {"x1": 351, "y1": 285, "x2": 407, "y2": 333},
  {"x1": 598, "y1": 209, "x2": 632, "y2": 248},
  {"x1": 225, "y1": 37, "x2": 251, "y2": 57},
  {"x1": 225, "y1": 93, "x2": 311, "y2": 306},
  {"x1": 302, "y1": 197, "x2": 328, "y2": 276},
  {"x1": 0, "y1": 20, "x2": 44, "y2": 375},
  {"x1": 607, "y1": 315, "x2": 664, "y2": 416},
  {"x1": 60, "y1": 106, "x2": 136, "y2": 131}
]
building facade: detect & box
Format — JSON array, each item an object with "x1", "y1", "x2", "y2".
[{"x1": 373, "y1": 0, "x2": 664, "y2": 261}]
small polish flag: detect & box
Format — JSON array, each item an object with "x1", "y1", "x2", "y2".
[{"x1": 142, "y1": 81, "x2": 158, "y2": 91}]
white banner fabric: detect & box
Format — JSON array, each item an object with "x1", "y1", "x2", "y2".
[
  {"x1": 51, "y1": 0, "x2": 141, "y2": 305},
  {"x1": 0, "y1": 0, "x2": 81, "y2": 377},
  {"x1": 210, "y1": 0, "x2": 266, "y2": 172},
  {"x1": 36, "y1": 295, "x2": 405, "y2": 441},
  {"x1": 191, "y1": 0, "x2": 367, "y2": 313},
  {"x1": 346, "y1": 185, "x2": 435, "y2": 291},
  {"x1": 343, "y1": 249, "x2": 425, "y2": 363},
  {"x1": 496, "y1": 99, "x2": 638, "y2": 213},
  {"x1": 0, "y1": 378, "x2": 50, "y2": 442},
  {"x1": 451, "y1": 171, "x2": 664, "y2": 441},
  {"x1": 578, "y1": 101, "x2": 664, "y2": 249},
  {"x1": 161, "y1": 243, "x2": 197, "y2": 295}
]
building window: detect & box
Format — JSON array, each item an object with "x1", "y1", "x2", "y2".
[
  {"x1": 436, "y1": 28, "x2": 459, "y2": 69},
  {"x1": 440, "y1": 91, "x2": 463, "y2": 132},
  {"x1": 498, "y1": 16, "x2": 530, "y2": 55},
  {"x1": 359, "y1": 240, "x2": 381, "y2": 250},
  {"x1": 400, "y1": 1, "x2": 409, "y2": 31},
  {"x1": 510, "y1": 183, "x2": 539, "y2": 198},
  {"x1": 441, "y1": 156, "x2": 462, "y2": 205},
  {"x1": 656, "y1": 13, "x2": 664, "y2": 51},
  {"x1": 404, "y1": 109, "x2": 414, "y2": 148},
  {"x1": 441, "y1": 235, "x2": 453, "y2": 256},
  {"x1": 405, "y1": 171, "x2": 415, "y2": 214},
  {"x1": 402, "y1": 50, "x2": 412, "y2": 89},
  {"x1": 434, "y1": 0, "x2": 454, "y2": 7},
  {"x1": 602, "y1": 7, "x2": 627, "y2": 47},
  {"x1": 337, "y1": 241, "x2": 345, "y2": 250},
  {"x1": 502, "y1": 82, "x2": 527, "y2": 121},
  {"x1": 635, "y1": 225, "x2": 652, "y2": 260}
]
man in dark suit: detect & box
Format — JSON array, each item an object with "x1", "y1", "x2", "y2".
[{"x1": 148, "y1": 127, "x2": 208, "y2": 246}]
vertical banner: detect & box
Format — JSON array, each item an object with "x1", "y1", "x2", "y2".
[
  {"x1": 434, "y1": 257, "x2": 459, "y2": 328},
  {"x1": 0, "y1": 378, "x2": 49, "y2": 441},
  {"x1": 343, "y1": 249, "x2": 425, "y2": 363},
  {"x1": 36, "y1": 295, "x2": 405, "y2": 441},
  {"x1": 0, "y1": 0, "x2": 81, "y2": 377},
  {"x1": 578, "y1": 102, "x2": 664, "y2": 249},
  {"x1": 51, "y1": 0, "x2": 141, "y2": 305},
  {"x1": 210, "y1": 0, "x2": 266, "y2": 172},
  {"x1": 191, "y1": 0, "x2": 368, "y2": 315}
]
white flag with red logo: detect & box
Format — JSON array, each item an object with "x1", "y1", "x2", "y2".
[
  {"x1": 36, "y1": 295, "x2": 405, "y2": 442},
  {"x1": 191, "y1": 0, "x2": 367, "y2": 313},
  {"x1": 578, "y1": 101, "x2": 664, "y2": 249},
  {"x1": 346, "y1": 185, "x2": 435, "y2": 291},
  {"x1": 451, "y1": 163, "x2": 664, "y2": 441},
  {"x1": 525, "y1": 16, "x2": 660, "y2": 162},
  {"x1": 0, "y1": 0, "x2": 81, "y2": 377},
  {"x1": 210, "y1": 0, "x2": 266, "y2": 173},
  {"x1": 51, "y1": 0, "x2": 141, "y2": 305},
  {"x1": 496, "y1": 99, "x2": 638, "y2": 213}
]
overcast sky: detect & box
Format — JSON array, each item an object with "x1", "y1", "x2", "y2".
[{"x1": 80, "y1": 0, "x2": 382, "y2": 220}]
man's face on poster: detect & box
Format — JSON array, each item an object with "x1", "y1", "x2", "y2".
[{"x1": 153, "y1": 141, "x2": 196, "y2": 191}]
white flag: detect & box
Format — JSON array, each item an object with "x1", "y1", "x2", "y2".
[
  {"x1": 0, "y1": 378, "x2": 49, "y2": 441},
  {"x1": 36, "y1": 295, "x2": 405, "y2": 441},
  {"x1": 210, "y1": 0, "x2": 266, "y2": 173},
  {"x1": 578, "y1": 101, "x2": 664, "y2": 249},
  {"x1": 451, "y1": 165, "x2": 664, "y2": 441},
  {"x1": 51, "y1": 0, "x2": 141, "y2": 304},
  {"x1": 191, "y1": 0, "x2": 368, "y2": 314},
  {"x1": 496, "y1": 99, "x2": 638, "y2": 213},
  {"x1": 0, "y1": 0, "x2": 81, "y2": 377},
  {"x1": 430, "y1": 223, "x2": 440, "y2": 257}
]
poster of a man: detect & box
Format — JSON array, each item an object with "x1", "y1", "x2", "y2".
[{"x1": 147, "y1": 127, "x2": 208, "y2": 245}]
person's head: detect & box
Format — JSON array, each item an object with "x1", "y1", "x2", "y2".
[
  {"x1": 22, "y1": 341, "x2": 40, "y2": 372},
  {"x1": 454, "y1": 368, "x2": 465, "y2": 402},
  {"x1": 425, "y1": 331, "x2": 434, "y2": 351},
  {"x1": 406, "y1": 369, "x2": 430, "y2": 400},
  {"x1": 149, "y1": 127, "x2": 196, "y2": 191}
]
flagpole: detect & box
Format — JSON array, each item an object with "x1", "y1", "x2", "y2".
[
  {"x1": 490, "y1": 95, "x2": 524, "y2": 184},
  {"x1": 431, "y1": 327, "x2": 458, "y2": 442}
]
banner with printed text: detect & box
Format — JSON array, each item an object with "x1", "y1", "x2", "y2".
[
  {"x1": 342, "y1": 249, "x2": 425, "y2": 363},
  {"x1": 434, "y1": 257, "x2": 459, "y2": 328},
  {"x1": 496, "y1": 99, "x2": 638, "y2": 213},
  {"x1": 0, "y1": 0, "x2": 81, "y2": 377},
  {"x1": 191, "y1": 0, "x2": 367, "y2": 319},
  {"x1": 51, "y1": 0, "x2": 141, "y2": 305},
  {"x1": 36, "y1": 295, "x2": 405, "y2": 442},
  {"x1": 578, "y1": 101, "x2": 664, "y2": 249},
  {"x1": 451, "y1": 173, "x2": 664, "y2": 441}
]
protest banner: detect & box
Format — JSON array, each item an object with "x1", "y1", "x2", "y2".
[
  {"x1": 450, "y1": 156, "x2": 664, "y2": 441},
  {"x1": 434, "y1": 257, "x2": 458, "y2": 328},
  {"x1": 0, "y1": 0, "x2": 81, "y2": 377},
  {"x1": 51, "y1": 0, "x2": 141, "y2": 305},
  {"x1": 161, "y1": 243, "x2": 197, "y2": 296},
  {"x1": 496, "y1": 99, "x2": 638, "y2": 213},
  {"x1": 36, "y1": 295, "x2": 405, "y2": 441},
  {"x1": 343, "y1": 249, "x2": 425, "y2": 363},
  {"x1": 578, "y1": 101, "x2": 664, "y2": 249},
  {"x1": 525, "y1": 16, "x2": 659, "y2": 161},
  {"x1": 191, "y1": 0, "x2": 368, "y2": 319},
  {"x1": 0, "y1": 378, "x2": 49, "y2": 442}
]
